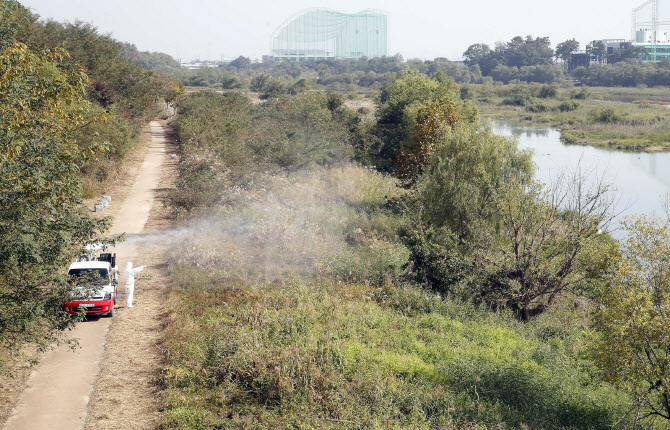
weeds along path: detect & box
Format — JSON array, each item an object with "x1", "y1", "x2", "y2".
[{"x1": 3, "y1": 122, "x2": 170, "y2": 430}]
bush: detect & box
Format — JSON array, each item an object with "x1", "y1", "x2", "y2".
[
  {"x1": 538, "y1": 83, "x2": 558, "y2": 98},
  {"x1": 502, "y1": 94, "x2": 532, "y2": 106},
  {"x1": 525, "y1": 101, "x2": 550, "y2": 112},
  {"x1": 589, "y1": 107, "x2": 623, "y2": 124},
  {"x1": 558, "y1": 100, "x2": 580, "y2": 112}
]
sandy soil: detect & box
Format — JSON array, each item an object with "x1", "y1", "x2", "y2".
[{"x1": 2, "y1": 122, "x2": 171, "y2": 430}]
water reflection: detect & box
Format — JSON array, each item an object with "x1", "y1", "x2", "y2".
[{"x1": 493, "y1": 122, "x2": 670, "y2": 234}]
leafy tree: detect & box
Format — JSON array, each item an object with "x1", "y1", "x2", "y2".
[
  {"x1": 588, "y1": 41, "x2": 607, "y2": 64},
  {"x1": 259, "y1": 79, "x2": 286, "y2": 100},
  {"x1": 395, "y1": 98, "x2": 460, "y2": 184},
  {"x1": 0, "y1": 42, "x2": 108, "y2": 357},
  {"x1": 250, "y1": 73, "x2": 271, "y2": 92},
  {"x1": 606, "y1": 46, "x2": 646, "y2": 65},
  {"x1": 590, "y1": 213, "x2": 670, "y2": 423},
  {"x1": 228, "y1": 55, "x2": 251, "y2": 70},
  {"x1": 288, "y1": 77, "x2": 312, "y2": 95},
  {"x1": 463, "y1": 43, "x2": 497, "y2": 75},
  {"x1": 555, "y1": 39, "x2": 579, "y2": 63},
  {"x1": 374, "y1": 70, "x2": 477, "y2": 171},
  {"x1": 421, "y1": 123, "x2": 533, "y2": 240}
]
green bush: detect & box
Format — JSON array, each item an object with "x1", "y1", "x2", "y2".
[
  {"x1": 501, "y1": 94, "x2": 532, "y2": 106},
  {"x1": 525, "y1": 101, "x2": 550, "y2": 112},
  {"x1": 558, "y1": 100, "x2": 580, "y2": 112},
  {"x1": 589, "y1": 107, "x2": 623, "y2": 123}
]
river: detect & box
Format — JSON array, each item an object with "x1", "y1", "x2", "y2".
[{"x1": 493, "y1": 122, "x2": 670, "y2": 234}]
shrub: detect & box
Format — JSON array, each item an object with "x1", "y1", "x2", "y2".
[
  {"x1": 558, "y1": 100, "x2": 580, "y2": 112},
  {"x1": 589, "y1": 107, "x2": 623, "y2": 124},
  {"x1": 525, "y1": 101, "x2": 550, "y2": 112},
  {"x1": 502, "y1": 94, "x2": 532, "y2": 106}
]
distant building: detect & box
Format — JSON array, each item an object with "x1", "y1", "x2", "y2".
[
  {"x1": 568, "y1": 39, "x2": 636, "y2": 70},
  {"x1": 632, "y1": 29, "x2": 670, "y2": 62},
  {"x1": 568, "y1": 52, "x2": 591, "y2": 71},
  {"x1": 270, "y1": 9, "x2": 388, "y2": 62},
  {"x1": 602, "y1": 39, "x2": 632, "y2": 55},
  {"x1": 178, "y1": 59, "x2": 221, "y2": 70}
]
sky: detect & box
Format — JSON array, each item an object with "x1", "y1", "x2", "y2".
[{"x1": 18, "y1": 0, "x2": 670, "y2": 61}]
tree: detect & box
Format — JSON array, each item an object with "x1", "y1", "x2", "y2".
[
  {"x1": 420, "y1": 123, "x2": 533, "y2": 240},
  {"x1": 474, "y1": 168, "x2": 617, "y2": 320},
  {"x1": 463, "y1": 43, "x2": 497, "y2": 75},
  {"x1": 590, "y1": 213, "x2": 670, "y2": 424},
  {"x1": 374, "y1": 70, "x2": 477, "y2": 172},
  {"x1": 250, "y1": 73, "x2": 270, "y2": 93},
  {"x1": 395, "y1": 98, "x2": 460, "y2": 185},
  {"x1": 228, "y1": 55, "x2": 250, "y2": 69},
  {"x1": 555, "y1": 39, "x2": 579, "y2": 63},
  {"x1": 0, "y1": 42, "x2": 108, "y2": 359},
  {"x1": 588, "y1": 41, "x2": 607, "y2": 64}
]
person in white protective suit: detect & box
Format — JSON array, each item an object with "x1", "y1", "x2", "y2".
[{"x1": 124, "y1": 262, "x2": 146, "y2": 308}]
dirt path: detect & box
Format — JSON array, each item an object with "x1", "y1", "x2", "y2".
[{"x1": 3, "y1": 121, "x2": 169, "y2": 430}]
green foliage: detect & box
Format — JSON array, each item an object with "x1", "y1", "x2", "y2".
[
  {"x1": 374, "y1": 70, "x2": 477, "y2": 172},
  {"x1": 572, "y1": 62, "x2": 670, "y2": 88},
  {"x1": 171, "y1": 90, "x2": 358, "y2": 216},
  {"x1": 558, "y1": 100, "x2": 580, "y2": 112},
  {"x1": 471, "y1": 176, "x2": 615, "y2": 320},
  {"x1": 162, "y1": 273, "x2": 628, "y2": 429},
  {"x1": 464, "y1": 35, "x2": 556, "y2": 77},
  {"x1": 589, "y1": 107, "x2": 624, "y2": 124},
  {"x1": 590, "y1": 214, "x2": 670, "y2": 423},
  {"x1": 0, "y1": 41, "x2": 108, "y2": 356},
  {"x1": 250, "y1": 73, "x2": 270, "y2": 92},
  {"x1": 571, "y1": 85, "x2": 592, "y2": 100},
  {"x1": 420, "y1": 123, "x2": 533, "y2": 240},
  {"x1": 555, "y1": 39, "x2": 580, "y2": 62}
]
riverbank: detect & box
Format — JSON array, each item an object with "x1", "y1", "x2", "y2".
[
  {"x1": 493, "y1": 121, "x2": 670, "y2": 236},
  {"x1": 471, "y1": 84, "x2": 670, "y2": 152}
]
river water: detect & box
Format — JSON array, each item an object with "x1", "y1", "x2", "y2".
[{"x1": 493, "y1": 122, "x2": 670, "y2": 234}]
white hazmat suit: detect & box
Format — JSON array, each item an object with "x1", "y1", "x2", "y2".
[{"x1": 124, "y1": 262, "x2": 146, "y2": 308}]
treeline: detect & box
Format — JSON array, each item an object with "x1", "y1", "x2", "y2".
[
  {"x1": 0, "y1": 0, "x2": 177, "y2": 363},
  {"x1": 149, "y1": 33, "x2": 670, "y2": 92},
  {"x1": 573, "y1": 62, "x2": 670, "y2": 87}
]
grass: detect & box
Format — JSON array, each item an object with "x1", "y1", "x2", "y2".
[
  {"x1": 472, "y1": 84, "x2": 670, "y2": 151},
  {"x1": 162, "y1": 273, "x2": 629, "y2": 429},
  {"x1": 160, "y1": 165, "x2": 631, "y2": 429}
]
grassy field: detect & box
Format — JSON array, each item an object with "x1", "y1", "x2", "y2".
[
  {"x1": 471, "y1": 84, "x2": 670, "y2": 151},
  {"x1": 159, "y1": 165, "x2": 631, "y2": 429}
]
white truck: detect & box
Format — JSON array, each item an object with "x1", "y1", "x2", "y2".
[{"x1": 63, "y1": 244, "x2": 118, "y2": 317}]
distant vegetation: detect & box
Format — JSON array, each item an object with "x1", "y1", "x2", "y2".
[
  {"x1": 159, "y1": 69, "x2": 667, "y2": 427},
  {"x1": 140, "y1": 33, "x2": 670, "y2": 95},
  {"x1": 0, "y1": 0, "x2": 178, "y2": 368}
]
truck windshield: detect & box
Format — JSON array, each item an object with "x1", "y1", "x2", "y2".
[{"x1": 68, "y1": 268, "x2": 109, "y2": 286}]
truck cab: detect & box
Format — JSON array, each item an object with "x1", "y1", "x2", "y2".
[{"x1": 63, "y1": 250, "x2": 118, "y2": 317}]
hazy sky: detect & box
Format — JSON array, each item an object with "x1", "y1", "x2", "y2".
[{"x1": 18, "y1": 0, "x2": 670, "y2": 61}]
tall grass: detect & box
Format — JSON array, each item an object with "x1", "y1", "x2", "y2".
[
  {"x1": 166, "y1": 165, "x2": 409, "y2": 285},
  {"x1": 161, "y1": 166, "x2": 631, "y2": 429},
  {"x1": 160, "y1": 90, "x2": 636, "y2": 429}
]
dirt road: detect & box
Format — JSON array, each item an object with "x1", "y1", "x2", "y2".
[{"x1": 3, "y1": 122, "x2": 168, "y2": 430}]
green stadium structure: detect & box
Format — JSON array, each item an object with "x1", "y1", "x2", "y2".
[{"x1": 271, "y1": 9, "x2": 388, "y2": 62}]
